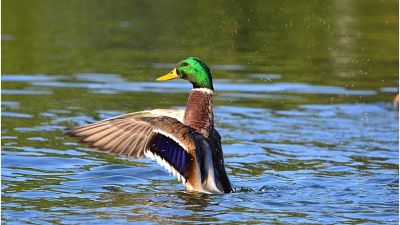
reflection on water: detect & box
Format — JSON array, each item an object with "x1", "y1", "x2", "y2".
[
  {"x1": 2, "y1": 0, "x2": 398, "y2": 224},
  {"x1": 2, "y1": 74, "x2": 379, "y2": 96}
]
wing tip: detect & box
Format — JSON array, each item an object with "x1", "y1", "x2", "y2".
[
  {"x1": 65, "y1": 126, "x2": 94, "y2": 147},
  {"x1": 65, "y1": 126, "x2": 78, "y2": 137}
]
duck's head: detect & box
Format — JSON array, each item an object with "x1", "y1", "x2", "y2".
[{"x1": 157, "y1": 57, "x2": 214, "y2": 91}]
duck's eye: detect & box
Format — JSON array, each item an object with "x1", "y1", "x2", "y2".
[{"x1": 181, "y1": 62, "x2": 189, "y2": 67}]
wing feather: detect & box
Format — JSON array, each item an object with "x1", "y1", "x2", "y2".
[
  {"x1": 67, "y1": 114, "x2": 197, "y2": 158},
  {"x1": 67, "y1": 112, "x2": 201, "y2": 182},
  {"x1": 106, "y1": 123, "x2": 142, "y2": 154}
]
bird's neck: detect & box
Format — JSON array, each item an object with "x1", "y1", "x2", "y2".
[{"x1": 183, "y1": 88, "x2": 214, "y2": 137}]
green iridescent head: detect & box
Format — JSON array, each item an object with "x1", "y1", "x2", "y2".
[{"x1": 157, "y1": 57, "x2": 214, "y2": 91}]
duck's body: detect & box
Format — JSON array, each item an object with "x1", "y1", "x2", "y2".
[{"x1": 68, "y1": 57, "x2": 232, "y2": 193}]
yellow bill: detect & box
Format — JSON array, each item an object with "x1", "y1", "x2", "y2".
[{"x1": 156, "y1": 68, "x2": 178, "y2": 81}]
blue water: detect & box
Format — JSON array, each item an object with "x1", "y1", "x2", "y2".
[{"x1": 2, "y1": 73, "x2": 398, "y2": 224}]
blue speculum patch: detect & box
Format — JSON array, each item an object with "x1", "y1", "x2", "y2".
[{"x1": 149, "y1": 134, "x2": 189, "y2": 176}]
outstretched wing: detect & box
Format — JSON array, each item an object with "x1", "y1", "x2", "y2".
[{"x1": 67, "y1": 113, "x2": 198, "y2": 182}]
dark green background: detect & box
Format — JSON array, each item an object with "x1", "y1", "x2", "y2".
[{"x1": 3, "y1": 0, "x2": 398, "y2": 91}]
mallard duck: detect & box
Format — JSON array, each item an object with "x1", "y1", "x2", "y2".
[{"x1": 67, "y1": 57, "x2": 233, "y2": 194}]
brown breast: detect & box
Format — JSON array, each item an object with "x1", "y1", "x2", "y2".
[{"x1": 183, "y1": 89, "x2": 214, "y2": 137}]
